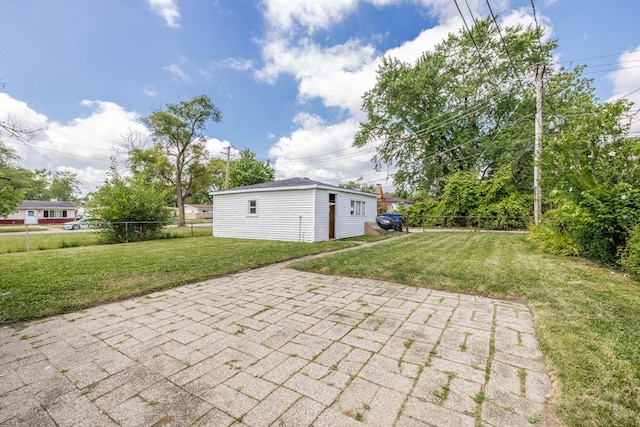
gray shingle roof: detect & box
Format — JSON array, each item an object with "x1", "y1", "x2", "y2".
[
  {"x1": 228, "y1": 177, "x2": 334, "y2": 191},
  {"x1": 18, "y1": 200, "x2": 77, "y2": 209},
  {"x1": 212, "y1": 177, "x2": 377, "y2": 197}
]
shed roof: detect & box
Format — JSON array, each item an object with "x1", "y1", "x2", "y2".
[
  {"x1": 185, "y1": 204, "x2": 212, "y2": 210},
  {"x1": 18, "y1": 200, "x2": 77, "y2": 209},
  {"x1": 212, "y1": 177, "x2": 377, "y2": 197}
]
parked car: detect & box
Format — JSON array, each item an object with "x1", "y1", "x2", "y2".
[
  {"x1": 63, "y1": 219, "x2": 98, "y2": 230},
  {"x1": 376, "y1": 214, "x2": 403, "y2": 231}
]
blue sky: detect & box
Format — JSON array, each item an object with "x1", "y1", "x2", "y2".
[{"x1": 1, "y1": 0, "x2": 639, "y2": 195}]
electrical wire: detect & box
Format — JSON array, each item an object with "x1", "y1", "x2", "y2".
[{"x1": 485, "y1": 0, "x2": 528, "y2": 93}]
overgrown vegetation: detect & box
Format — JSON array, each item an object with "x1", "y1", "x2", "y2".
[
  {"x1": 403, "y1": 165, "x2": 531, "y2": 230},
  {"x1": 0, "y1": 237, "x2": 354, "y2": 323},
  {"x1": 531, "y1": 103, "x2": 640, "y2": 269},
  {"x1": 91, "y1": 167, "x2": 171, "y2": 243},
  {"x1": 291, "y1": 232, "x2": 640, "y2": 426},
  {"x1": 355, "y1": 16, "x2": 640, "y2": 272}
]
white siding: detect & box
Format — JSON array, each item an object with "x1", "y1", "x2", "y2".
[
  {"x1": 336, "y1": 192, "x2": 377, "y2": 239},
  {"x1": 314, "y1": 189, "x2": 329, "y2": 242},
  {"x1": 213, "y1": 186, "x2": 377, "y2": 242},
  {"x1": 213, "y1": 190, "x2": 317, "y2": 242}
]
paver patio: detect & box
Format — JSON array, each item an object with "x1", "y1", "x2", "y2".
[{"x1": 0, "y1": 259, "x2": 553, "y2": 426}]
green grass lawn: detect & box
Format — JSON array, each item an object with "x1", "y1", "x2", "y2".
[
  {"x1": 0, "y1": 236, "x2": 354, "y2": 324},
  {"x1": 0, "y1": 226, "x2": 48, "y2": 233},
  {"x1": 0, "y1": 226, "x2": 213, "y2": 253},
  {"x1": 291, "y1": 232, "x2": 640, "y2": 427}
]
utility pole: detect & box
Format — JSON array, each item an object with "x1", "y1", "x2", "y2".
[
  {"x1": 223, "y1": 146, "x2": 231, "y2": 190},
  {"x1": 533, "y1": 65, "x2": 544, "y2": 225}
]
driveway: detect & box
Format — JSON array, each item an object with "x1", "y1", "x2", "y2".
[{"x1": 0, "y1": 259, "x2": 552, "y2": 426}]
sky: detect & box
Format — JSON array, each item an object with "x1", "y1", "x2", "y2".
[{"x1": 1, "y1": 0, "x2": 639, "y2": 196}]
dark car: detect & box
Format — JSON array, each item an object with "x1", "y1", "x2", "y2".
[{"x1": 376, "y1": 214, "x2": 403, "y2": 231}]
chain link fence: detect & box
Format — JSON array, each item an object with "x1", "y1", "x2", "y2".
[
  {"x1": 0, "y1": 220, "x2": 213, "y2": 254},
  {"x1": 408, "y1": 215, "x2": 533, "y2": 231}
]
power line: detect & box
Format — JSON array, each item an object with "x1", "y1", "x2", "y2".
[
  {"x1": 452, "y1": 0, "x2": 500, "y2": 89},
  {"x1": 485, "y1": 0, "x2": 528, "y2": 93},
  {"x1": 581, "y1": 63, "x2": 640, "y2": 76},
  {"x1": 559, "y1": 51, "x2": 640, "y2": 64},
  {"x1": 530, "y1": 0, "x2": 544, "y2": 51}
]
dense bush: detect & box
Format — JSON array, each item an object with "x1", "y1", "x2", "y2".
[
  {"x1": 403, "y1": 165, "x2": 532, "y2": 230},
  {"x1": 622, "y1": 226, "x2": 640, "y2": 279},
  {"x1": 91, "y1": 170, "x2": 171, "y2": 244},
  {"x1": 532, "y1": 102, "x2": 640, "y2": 267}
]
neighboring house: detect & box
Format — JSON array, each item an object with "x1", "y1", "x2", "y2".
[
  {"x1": 1, "y1": 200, "x2": 77, "y2": 225},
  {"x1": 184, "y1": 204, "x2": 213, "y2": 220},
  {"x1": 374, "y1": 184, "x2": 413, "y2": 213},
  {"x1": 211, "y1": 177, "x2": 377, "y2": 242}
]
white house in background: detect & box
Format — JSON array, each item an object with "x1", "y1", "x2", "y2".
[
  {"x1": 211, "y1": 177, "x2": 377, "y2": 242},
  {"x1": 184, "y1": 204, "x2": 213, "y2": 220},
  {"x1": 0, "y1": 200, "x2": 77, "y2": 225}
]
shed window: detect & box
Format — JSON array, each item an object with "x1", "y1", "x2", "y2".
[
  {"x1": 248, "y1": 200, "x2": 258, "y2": 215},
  {"x1": 350, "y1": 200, "x2": 366, "y2": 216}
]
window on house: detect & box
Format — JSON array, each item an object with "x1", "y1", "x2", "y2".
[
  {"x1": 248, "y1": 200, "x2": 257, "y2": 215},
  {"x1": 43, "y1": 210, "x2": 49, "y2": 218},
  {"x1": 62, "y1": 210, "x2": 68, "y2": 218},
  {"x1": 350, "y1": 200, "x2": 366, "y2": 216}
]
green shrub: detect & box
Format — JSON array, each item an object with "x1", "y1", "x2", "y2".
[
  {"x1": 406, "y1": 200, "x2": 438, "y2": 227},
  {"x1": 91, "y1": 169, "x2": 171, "y2": 244},
  {"x1": 622, "y1": 226, "x2": 640, "y2": 279},
  {"x1": 472, "y1": 193, "x2": 531, "y2": 230},
  {"x1": 527, "y1": 221, "x2": 582, "y2": 257}
]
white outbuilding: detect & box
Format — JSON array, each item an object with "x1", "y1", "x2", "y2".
[{"x1": 211, "y1": 177, "x2": 377, "y2": 242}]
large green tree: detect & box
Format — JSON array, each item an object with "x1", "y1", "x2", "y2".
[
  {"x1": 339, "y1": 178, "x2": 375, "y2": 193},
  {"x1": 0, "y1": 143, "x2": 30, "y2": 217},
  {"x1": 354, "y1": 18, "x2": 556, "y2": 196},
  {"x1": 228, "y1": 148, "x2": 275, "y2": 188},
  {"x1": 143, "y1": 95, "x2": 221, "y2": 225},
  {"x1": 1, "y1": 117, "x2": 40, "y2": 216},
  {"x1": 23, "y1": 169, "x2": 80, "y2": 202}
]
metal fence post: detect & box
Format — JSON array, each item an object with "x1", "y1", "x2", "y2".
[{"x1": 25, "y1": 224, "x2": 30, "y2": 252}]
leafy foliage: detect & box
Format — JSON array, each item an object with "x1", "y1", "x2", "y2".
[
  {"x1": 141, "y1": 95, "x2": 222, "y2": 225},
  {"x1": 622, "y1": 227, "x2": 640, "y2": 279},
  {"x1": 91, "y1": 168, "x2": 171, "y2": 243},
  {"x1": 405, "y1": 165, "x2": 531, "y2": 229},
  {"x1": 228, "y1": 148, "x2": 275, "y2": 188},
  {"x1": 339, "y1": 178, "x2": 376, "y2": 193},
  {"x1": 0, "y1": 143, "x2": 30, "y2": 217},
  {"x1": 355, "y1": 18, "x2": 554, "y2": 195},
  {"x1": 23, "y1": 168, "x2": 81, "y2": 202},
  {"x1": 531, "y1": 102, "x2": 640, "y2": 265}
]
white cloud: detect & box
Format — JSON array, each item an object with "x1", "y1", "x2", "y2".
[
  {"x1": 261, "y1": 0, "x2": 359, "y2": 33},
  {"x1": 607, "y1": 46, "x2": 640, "y2": 132},
  {"x1": 255, "y1": 0, "x2": 548, "y2": 188},
  {"x1": 216, "y1": 57, "x2": 254, "y2": 72},
  {"x1": 268, "y1": 113, "x2": 392, "y2": 187},
  {"x1": 144, "y1": 86, "x2": 158, "y2": 97},
  {"x1": 204, "y1": 137, "x2": 241, "y2": 160},
  {"x1": 164, "y1": 64, "x2": 190, "y2": 81},
  {"x1": 0, "y1": 93, "x2": 48, "y2": 141},
  {"x1": 147, "y1": 0, "x2": 181, "y2": 28},
  {"x1": 0, "y1": 94, "x2": 149, "y2": 195}
]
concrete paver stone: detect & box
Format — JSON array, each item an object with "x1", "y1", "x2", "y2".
[{"x1": 0, "y1": 246, "x2": 553, "y2": 426}]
